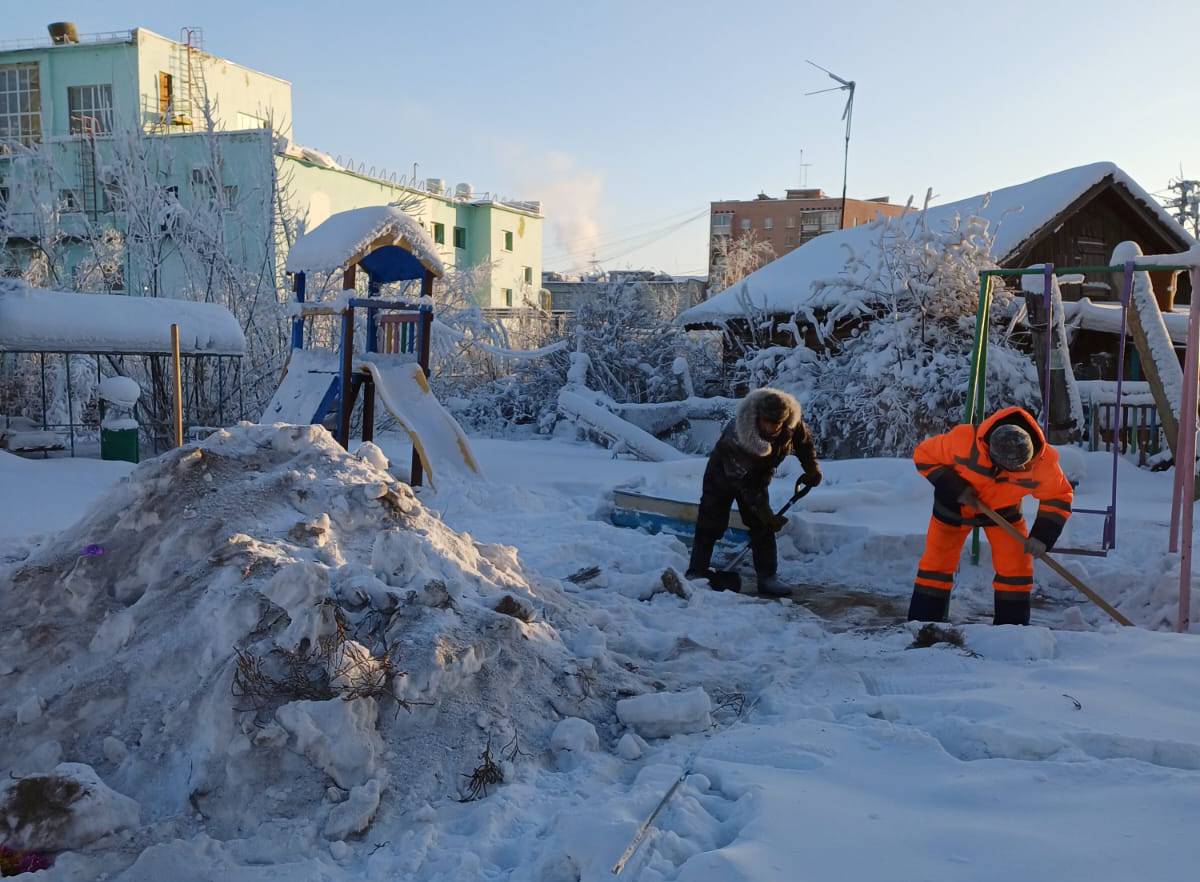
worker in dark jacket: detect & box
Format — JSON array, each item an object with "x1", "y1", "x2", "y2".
[
  {"x1": 686, "y1": 388, "x2": 822, "y2": 596},
  {"x1": 908, "y1": 406, "x2": 1073, "y2": 626}
]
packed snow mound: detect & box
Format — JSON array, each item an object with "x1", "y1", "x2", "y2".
[{"x1": 0, "y1": 424, "x2": 644, "y2": 873}]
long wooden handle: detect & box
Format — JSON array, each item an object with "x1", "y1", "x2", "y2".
[
  {"x1": 170, "y1": 323, "x2": 184, "y2": 448},
  {"x1": 974, "y1": 500, "x2": 1132, "y2": 627}
]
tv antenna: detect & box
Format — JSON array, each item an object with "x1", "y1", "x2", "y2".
[{"x1": 806, "y1": 60, "x2": 856, "y2": 229}]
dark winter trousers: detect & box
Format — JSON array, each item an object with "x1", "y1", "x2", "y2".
[{"x1": 688, "y1": 460, "x2": 777, "y2": 578}]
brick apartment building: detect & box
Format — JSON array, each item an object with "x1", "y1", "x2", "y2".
[{"x1": 708, "y1": 188, "x2": 908, "y2": 279}]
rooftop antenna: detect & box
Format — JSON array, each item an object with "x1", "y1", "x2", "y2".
[
  {"x1": 798, "y1": 147, "x2": 812, "y2": 188},
  {"x1": 806, "y1": 60, "x2": 855, "y2": 229}
]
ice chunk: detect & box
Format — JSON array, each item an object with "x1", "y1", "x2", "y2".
[
  {"x1": 355, "y1": 441, "x2": 390, "y2": 473},
  {"x1": 324, "y1": 778, "x2": 383, "y2": 840},
  {"x1": 275, "y1": 698, "x2": 383, "y2": 789},
  {"x1": 551, "y1": 717, "x2": 599, "y2": 755},
  {"x1": 616, "y1": 688, "x2": 712, "y2": 738},
  {"x1": 617, "y1": 732, "x2": 646, "y2": 760},
  {"x1": 962, "y1": 624, "x2": 1057, "y2": 661}
]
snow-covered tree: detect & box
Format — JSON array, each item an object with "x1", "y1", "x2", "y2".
[
  {"x1": 742, "y1": 196, "x2": 1039, "y2": 457},
  {"x1": 709, "y1": 231, "x2": 775, "y2": 295}
]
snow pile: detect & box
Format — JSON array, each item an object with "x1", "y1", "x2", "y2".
[{"x1": 0, "y1": 424, "x2": 646, "y2": 874}]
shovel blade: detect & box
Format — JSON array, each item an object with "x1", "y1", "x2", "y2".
[{"x1": 706, "y1": 570, "x2": 742, "y2": 592}]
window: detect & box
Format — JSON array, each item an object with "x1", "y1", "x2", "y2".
[
  {"x1": 453, "y1": 226, "x2": 466, "y2": 249},
  {"x1": 711, "y1": 213, "x2": 732, "y2": 236},
  {"x1": 785, "y1": 233, "x2": 795, "y2": 247},
  {"x1": 503, "y1": 288, "x2": 514, "y2": 307},
  {"x1": 67, "y1": 84, "x2": 113, "y2": 135},
  {"x1": 523, "y1": 266, "x2": 533, "y2": 285},
  {"x1": 157, "y1": 72, "x2": 173, "y2": 118},
  {"x1": 503, "y1": 230, "x2": 514, "y2": 251},
  {"x1": 763, "y1": 217, "x2": 774, "y2": 231},
  {"x1": 786, "y1": 216, "x2": 797, "y2": 229},
  {"x1": 433, "y1": 222, "x2": 445, "y2": 245},
  {"x1": 59, "y1": 189, "x2": 82, "y2": 212},
  {"x1": 102, "y1": 182, "x2": 122, "y2": 213},
  {"x1": 820, "y1": 211, "x2": 840, "y2": 229},
  {"x1": 223, "y1": 184, "x2": 238, "y2": 206},
  {"x1": 0, "y1": 186, "x2": 8, "y2": 206},
  {"x1": 0, "y1": 63, "x2": 42, "y2": 146},
  {"x1": 739, "y1": 218, "x2": 751, "y2": 231},
  {"x1": 191, "y1": 167, "x2": 217, "y2": 199}
]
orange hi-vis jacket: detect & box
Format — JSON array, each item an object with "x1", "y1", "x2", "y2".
[{"x1": 913, "y1": 407, "x2": 1074, "y2": 550}]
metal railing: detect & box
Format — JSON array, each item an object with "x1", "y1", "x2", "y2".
[
  {"x1": 0, "y1": 30, "x2": 136, "y2": 52},
  {"x1": 1085, "y1": 401, "x2": 1166, "y2": 466}
]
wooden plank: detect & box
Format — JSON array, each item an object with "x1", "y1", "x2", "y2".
[
  {"x1": 1118, "y1": 261, "x2": 1185, "y2": 470},
  {"x1": 612, "y1": 490, "x2": 749, "y2": 531}
]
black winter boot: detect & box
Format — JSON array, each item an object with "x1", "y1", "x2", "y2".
[
  {"x1": 907, "y1": 588, "x2": 950, "y2": 623},
  {"x1": 756, "y1": 575, "x2": 791, "y2": 597},
  {"x1": 993, "y1": 591, "x2": 1031, "y2": 626}
]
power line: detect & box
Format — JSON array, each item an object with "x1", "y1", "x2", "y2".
[
  {"x1": 542, "y1": 204, "x2": 709, "y2": 261},
  {"x1": 550, "y1": 210, "x2": 709, "y2": 272},
  {"x1": 547, "y1": 210, "x2": 710, "y2": 270}
]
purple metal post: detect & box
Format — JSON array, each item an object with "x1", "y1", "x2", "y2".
[
  {"x1": 1042, "y1": 263, "x2": 1054, "y2": 437},
  {"x1": 1107, "y1": 261, "x2": 1134, "y2": 550},
  {"x1": 1175, "y1": 265, "x2": 1200, "y2": 632}
]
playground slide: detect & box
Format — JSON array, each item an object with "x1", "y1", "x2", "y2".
[
  {"x1": 261, "y1": 351, "x2": 339, "y2": 425},
  {"x1": 362, "y1": 360, "x2": 482, "y2": 486}
]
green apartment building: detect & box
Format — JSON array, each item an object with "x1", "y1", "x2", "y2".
[{"x1": 0, "y1": 23, "x2": 542, "y2": 308}]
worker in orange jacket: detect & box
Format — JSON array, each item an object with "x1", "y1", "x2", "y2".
[{"x1": 908, "y1": 406, "x2": 1073, "y2": 626}]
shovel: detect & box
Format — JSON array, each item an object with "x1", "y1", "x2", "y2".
[
  {"x1": 706, "y1": 483, "x2": 813, "y2": 592},
  {"x1": 973, "y1": 499, "x2": 1132, "y2": 627}
]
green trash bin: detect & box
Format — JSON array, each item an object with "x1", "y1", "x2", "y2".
[
  {"x1": 101, "y1": 420, "x2": 139, "y2": 463},
  {"x1": 98, "y1": 376, "x2": 141, "y2": 464}
]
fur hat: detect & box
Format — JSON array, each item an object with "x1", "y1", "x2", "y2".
[
  {"x1": 735, "y1": 388, "x2": 802, "y2": 456},
  {"x1": 989, "y1": 424, "x2": 1034, "y2": 470}
]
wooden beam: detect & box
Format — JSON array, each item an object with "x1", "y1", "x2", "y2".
[{"x1": 1116, "y1": 264, "x2": 1181, "y2": 461}]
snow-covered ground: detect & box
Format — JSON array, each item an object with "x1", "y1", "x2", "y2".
[{"x1": 1, "y1": 432, "x2": 1198, "y2": 881}]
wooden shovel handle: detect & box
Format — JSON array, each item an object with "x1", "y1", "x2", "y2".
[{"x1": 974, "y1": 500, "x2": 1132, "y2": 627}]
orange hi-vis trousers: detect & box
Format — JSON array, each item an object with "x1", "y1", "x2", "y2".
[{"x1": 912, "y1": 515, "x2": 1034, "y2": 605}]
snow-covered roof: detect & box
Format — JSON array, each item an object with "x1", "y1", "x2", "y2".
[
  {"x1": 0, "y1": 281, "x2": 246, "y2": 355},
  {"x1": 1064, "y1": 297, "x2": 1190, "y2": 345},
  {"x1": 681, "y1": 162, "x2": 1194, "y2": 325},
  {"x1": 284, "y1": 205, "x2": 445, "y2": 277}
]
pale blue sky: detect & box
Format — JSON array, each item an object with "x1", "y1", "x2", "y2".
[{"x1": 11, "y1": 0, "x2": 1199, "y2": 274}]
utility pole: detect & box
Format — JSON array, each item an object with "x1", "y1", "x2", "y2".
[{"x1": 1166, "y1": 176, "x2": 1200, "y2": 239}]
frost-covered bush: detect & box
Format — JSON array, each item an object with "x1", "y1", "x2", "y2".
[
  {"x1": 742, "y1": 198, "x2": 1039, "y2": 458},
  {"x1": 439, "y1": 278, "x2": 718, "y2": 436}
]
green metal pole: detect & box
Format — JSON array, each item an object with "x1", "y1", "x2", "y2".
[
  {"x1": 968, "y1": 273, "x2": 994, "y2": 564},
  {"x1": 964, "y1": 273, "x2": 992, "y2": 423}
]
